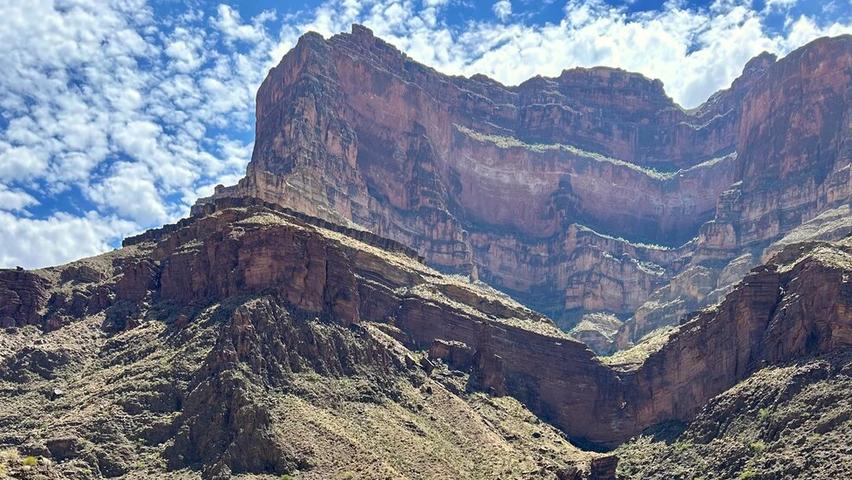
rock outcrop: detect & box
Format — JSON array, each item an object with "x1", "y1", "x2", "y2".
[
  {"x1": 1, "y1": 201, "x2": 849, "y2": 477},
  {"x1": 196, "y1": 26, "x2": 851, "y2": 348},
  {"x1": 0, "y1": 200, "x2": 615, "y2": 479},
  {"x1": 616, "y1": 351, "x2": 852, "y2": 480}
]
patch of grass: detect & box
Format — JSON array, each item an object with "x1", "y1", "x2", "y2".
[
  {"x1": 749, "y1": 440, "x2": 766, "y2": 453},
  {"x1": 280, "y1": 475, "x2": 295, "y2": 480},
  {"x1": 758, "y1": 408, "x2": 770, "y2": 420},
  {"x1": 22, "y1": 455, "x2": 38, "y2": 466}
]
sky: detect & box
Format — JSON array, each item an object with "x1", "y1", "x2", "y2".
[{"x1": 0, "y1": 0, "x2": 849, "y2": 269}]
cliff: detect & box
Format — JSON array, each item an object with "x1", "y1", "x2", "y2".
[{"x1": 196, "y1": 26, "x2": 851, "y2": 351}]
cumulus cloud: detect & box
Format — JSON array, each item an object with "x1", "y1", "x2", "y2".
[
  {"x1": 0, "y1": 185, "x2": 38, "y2": 212},
  {"x1": 493, "y1": 1, "x2": 512, "y2": 22},
  {"x1": 0, "y1": 0, "x2": 849, "y2": 268},
  {"x1": 0, "y1": 0, "x2": 269, "y2": 268},
  {"x1": 0, "y1": 211, "x2": 136, "y2": 269}
]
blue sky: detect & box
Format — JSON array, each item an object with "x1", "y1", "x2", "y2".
[{"x1": 0, "y1": 0, "x2": 849, "y2": 268}]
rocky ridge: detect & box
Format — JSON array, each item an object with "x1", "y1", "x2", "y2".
[{"x1": 1, "y1": 199, "x2": 850, "y2": 478}]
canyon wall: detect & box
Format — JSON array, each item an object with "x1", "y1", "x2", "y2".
[
  {"x1": 197, "y1": 26, "x2": 851, "y2": 348},
  {"x1": 5, "y1": 200, "x2": 850, "y2": 448}
]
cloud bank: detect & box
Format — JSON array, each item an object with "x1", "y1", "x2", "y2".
[{"x1": 0, "y1": 0, "x2": 849, "y2": 268}]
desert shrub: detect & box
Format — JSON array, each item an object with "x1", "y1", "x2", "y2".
[
  {"x1": 674, "y1": 440, "x2": 693, "y2": 453},
  {"x1": 22, "y1": 455, "x2": 38, "y2": 466},
  {"x1": 749, "y1": 440, "x2": 766, "y2": 453},
  {"x1": 738, "y1": 468, "x2": 758, "y2": 479}
]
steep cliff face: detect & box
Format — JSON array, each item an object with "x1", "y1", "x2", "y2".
[
  {"x1": 1, "y1": 201, "x2": 849, "y2": 479},
  {"x1": 197, "y1": 26, "x2": 851, "y2": 345},
  {"x1": 618, "y1": 36, "x2": 852, "y2": 346}
]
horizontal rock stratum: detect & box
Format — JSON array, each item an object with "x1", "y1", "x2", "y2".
[{"x1": 197, "y1": 26, "x2": 851, "y2": 351}]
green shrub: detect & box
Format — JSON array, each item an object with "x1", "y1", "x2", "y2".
[
  {"x1": 758, "y1": 408, "x2": 770, "y2": 420},
  {"x1": 738, "y1": 469, "x2": 758, "y2": 480},
  {"x1": 22, "y1": 455, "x2": 38, "y2": 466},
  {"x1": 750, "y1": 440, "x2": 766, "y2": 453},
  {"x1": 674, "y1": 440, "x2": 693, "y2": 453}
]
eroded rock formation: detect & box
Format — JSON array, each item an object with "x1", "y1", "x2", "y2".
[
  {"x1": 1, "y1": 201, "x2": 849, "y2": 478},
  {"x1": 196, "y1": 26, "x2": 851, "y2": 350}
]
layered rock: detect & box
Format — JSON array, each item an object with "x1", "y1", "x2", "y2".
[
  {"x1": 2, "y1": 200, "x2": 850, "y2": 460},
  {"x1": 618, "y1": 36, "x2": 852, "y2": 346},
  {"x1": 0, "y1": 200, "x2": 617, "y2": 479},
  {"x1": 196, "y1": 26, "x2": 851, "y2": 344}
]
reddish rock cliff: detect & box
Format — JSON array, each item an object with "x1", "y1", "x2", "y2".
[{"x1": 196, "y1": 27, "x2": 851, "y2": 344}]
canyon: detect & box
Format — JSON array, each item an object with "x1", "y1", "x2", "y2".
[
  {"x1": 199, "y1": 26, "x2": 852, "y2": 353},
  {"x1": 1, "y1": 198, "x2": 850, "y2": 478},
  {"x1": 0, "y1": 24, "x2": 850, "y2": 480}
]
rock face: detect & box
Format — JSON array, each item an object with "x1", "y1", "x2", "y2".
[
  {"x1": 2, "y1": 26, "x2": 850, "y2": 480},
  {"x1": 197, "y1": 26, "x2": 851, "y2": 345},
  {"x1": 1, "y1": 199, "x2": 849, "y2": 479}
]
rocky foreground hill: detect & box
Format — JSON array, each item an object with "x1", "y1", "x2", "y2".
[
  {"x1": 1, "y1": 25, "x2": 851, "y2": 480},
  {"x1": 199, "y1": 26, "x2": 851, "y2": 353},
  {"x1": 0, "y1": 198, "x2": 850, "y2": 479}
]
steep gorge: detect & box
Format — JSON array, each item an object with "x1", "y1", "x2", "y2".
[{"x1": 1, "y1": 24, "x2": 851, "y2": 480}]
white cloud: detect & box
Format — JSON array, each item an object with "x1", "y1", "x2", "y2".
[
  {"x1": 0, "y1": 211, "x2": 136, "y2": 269},
  {"x1": 213, "y1": 4, "x2": 268, "y2": 43},
  {"x1": 86, "y1": 162, "x2": 169, "y2": 225},
  {"x1": 0, "y1": 0, "x2": 277, "y2": 267},
  {"x1": 0, "y1": 144, "x2": 48, "y2": 181},
  {"x1": 0, "y1": 185, "x2": 38, "y2": 212},
  {"x1": 493, "y1": 1, "x2": 512, "y2": 22},
  {"x1": 0, "y1": 0, "x2": 849, "y2": 269}
]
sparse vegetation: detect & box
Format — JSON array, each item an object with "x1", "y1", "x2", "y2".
[
  {"x1": 758, "y1": 408, "x2": 770, "y2": 420},
  {"x1": 22, "y1": 455, "x2": 37, "y2": 466},
  {"x1": 674, "y1": 440, "x2": 693, "y2": 453},
  {"x1": 749, "y1": 440, "x2": 766, "y2": 453},
  {"x1": 738, "y1": 468, "x2": 758, "y2": 479}
]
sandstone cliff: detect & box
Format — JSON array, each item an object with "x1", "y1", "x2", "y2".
[{"x1": 196, "y1": 26, "x2": 851, "y2": 351}]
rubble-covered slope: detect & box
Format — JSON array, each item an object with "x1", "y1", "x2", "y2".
[
  {"x1": 0, "y1": 200, "x2": 614, "y2": 480},
  {"x1": 616, "y1": 351, "x2": 852, "y2": 480}
]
